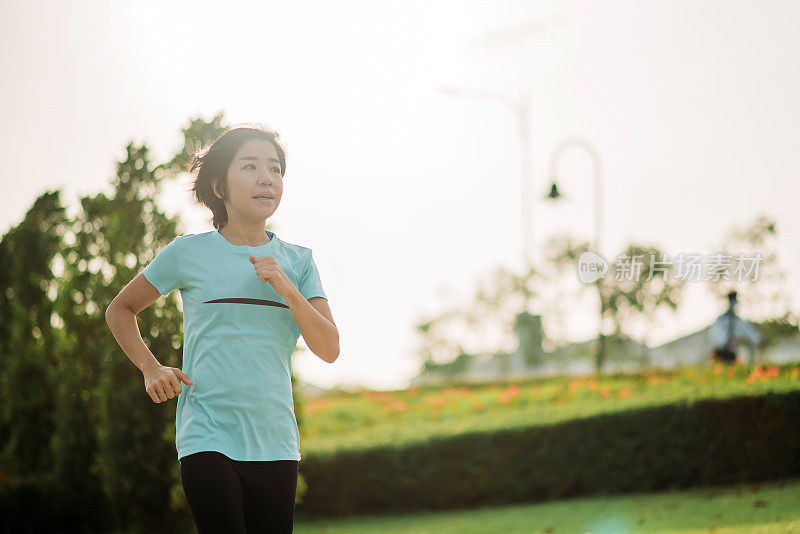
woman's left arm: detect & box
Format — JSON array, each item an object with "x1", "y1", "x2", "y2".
[{"x1": 285, "y1": 291, "x2": 339, "y2": 363}]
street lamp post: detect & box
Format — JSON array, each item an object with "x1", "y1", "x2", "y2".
[
  {"x1": 439, "y1": 86, "x2": 535, "y2": 279},
  {"x1": 440, "y1": 85, "x2": 540, "y2": 378},
  {"x1": 544, "y1": 136, "x2": 606, "y2": 372}
]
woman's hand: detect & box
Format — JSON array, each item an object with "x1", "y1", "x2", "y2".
[
  {"x1": 249, "y1": 255, "x2": 296, "y2": 297},
  {"x1": 143, "y1": 364, "x2": 193, "y2": 404}
]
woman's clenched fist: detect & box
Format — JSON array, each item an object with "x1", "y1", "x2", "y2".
[
  {"x1": 249, "y1": 255, "x2": 296, "y2": 297},
  {"x1": 142, "y1": 364, "x2": 194, "y2": 404}
]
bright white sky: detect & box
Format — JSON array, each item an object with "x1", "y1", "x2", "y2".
[{"x1": 2, "y1": 0, "x2": 799, "y2": 390}]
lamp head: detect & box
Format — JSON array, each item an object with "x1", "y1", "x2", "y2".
[{"x1": 545, "y1": 181, "x2": 562, "y2": 200}]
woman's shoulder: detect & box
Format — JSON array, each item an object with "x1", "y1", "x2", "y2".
[
  {"x1": 174, "y1": 231, "x2": 215, "y2": 246},
  {"x1": 272, "y1": 234, "x2": 314, "y2": 258},
  {"x1": 177, "y1": 230, "x2": 210, "y2": 239}
]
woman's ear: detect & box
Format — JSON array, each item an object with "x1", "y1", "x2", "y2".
[{"x1": 212, "y1": 180, "x2": 224, "y2": 199}]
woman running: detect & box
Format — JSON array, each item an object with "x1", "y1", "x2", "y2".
[{"x1": 105, "y1": 123, "x2": 339, "y2": 533}]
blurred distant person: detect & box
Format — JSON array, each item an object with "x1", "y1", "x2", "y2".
[{"x1": 709, "y1": 291, "x2": 764, "y2": 364}]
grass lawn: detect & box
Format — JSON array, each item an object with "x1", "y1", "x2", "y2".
[{"x1": 294, "y1": 477, "x2": 800, "y2": 533}]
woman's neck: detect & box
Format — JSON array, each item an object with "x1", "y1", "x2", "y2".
[{"x1": 219, "y1": 223, "x2": 271, "y2": 247}]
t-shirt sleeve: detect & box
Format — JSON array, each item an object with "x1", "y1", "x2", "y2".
[
  {"x1": 142, "y1": 236, "x2": 184, "y2": 296},
  {"x1": 297, "y1": 249, "x2": 327, "y2": 300}
]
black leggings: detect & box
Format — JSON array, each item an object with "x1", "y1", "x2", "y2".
[{"x1": 179, "y1": 451, "x2": 298, "y2": 534}]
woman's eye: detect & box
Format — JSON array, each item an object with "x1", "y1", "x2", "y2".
[
  {"x1": 244, "y1": 164, "x2": 256, "y2": 170},
  {"x1": 271, "y1": 166, "x2": 281, "y2": 173}
]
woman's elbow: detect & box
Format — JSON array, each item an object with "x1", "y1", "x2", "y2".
[
  {"x1": 322, "y1": 338, "x2": 340, "y2": 363},
  {"x1": 323, "y1": 345, "x2": 340, "y2": 363}
]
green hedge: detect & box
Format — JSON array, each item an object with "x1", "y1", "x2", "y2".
[
  {"x1": 295, "y1": 390, "x2": 800, "y2": 519},
  {"x1": 0, "y1": 474, "x2": 115, "y2": 533}
]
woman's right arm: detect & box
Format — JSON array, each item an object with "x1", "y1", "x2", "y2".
[{"x1": 105, "y1": 273, "x2": 193, "y2": 404}]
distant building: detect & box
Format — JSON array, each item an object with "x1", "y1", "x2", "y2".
[{"x1": 411, "y1": 310, "x2": 800, "y2": 386}]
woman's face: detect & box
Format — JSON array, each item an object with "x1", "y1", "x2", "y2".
[{"x1": 216, "y1": 138, "x2": 283, "y2": 223}]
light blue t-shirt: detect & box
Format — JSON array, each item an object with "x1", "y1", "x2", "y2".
[{"x1": 141, "y1": 228, "x2": 327, "y2": 461}]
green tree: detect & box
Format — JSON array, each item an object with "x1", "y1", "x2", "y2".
[
  {"x1": 0, "y1": 192, "x2": 92, "y2": 530},
  {"x1": 412, "y1": 262, "x2": 546, "y2": 370},
  {"x1": 86, "y1": 115, "x2": 228, "y2": 530},
  {"x1": 707, "y1": 214, "x2": 791, "y2": 321},
  {"x1": 543, "y1": 234, "x2": 686, "y2": 373}
]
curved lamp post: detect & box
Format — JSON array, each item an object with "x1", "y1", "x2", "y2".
[
  {"x1": 544, "y1": 136, "x2": 606, "y2": 372},
  {"x1": 544, "y1": 136, "x2": 603, "y2": 254}
]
